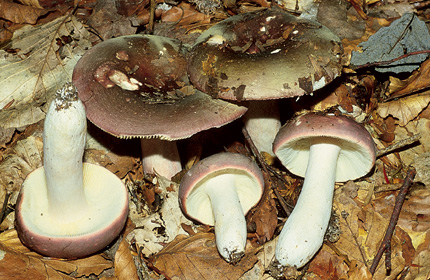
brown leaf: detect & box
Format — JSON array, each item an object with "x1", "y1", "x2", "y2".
[
  {"x1": 389, "y1": 59, "x2": 430, "y2": 98},
  {"x1": 307, "y1": 247, "x2": 349, "y2": 280},
  {"x1": 0, "y1": 0, "x2": 48, "y2": 24},
  {"x1": 247, "y1": 189, "x2": 277, "y2": 244},
  {"x1": 347, "y1": 260, "x2": 372, "y2": 280},
  {"x1": 114, "y1": 239, "x2": 139, "y2": 280},
  {"x1": 0, "y1": 230, "x2": 114, "y2": 278},
  {"x1": 377, "y1": 93, "x2": 430, "y2": 126},
  {"x1": 152, "y1": 233, "x2": 258, "y2": 280}
]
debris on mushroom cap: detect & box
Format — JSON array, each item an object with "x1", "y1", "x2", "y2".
[
  {"x1": 273, "y1": 113, "x2": 376, "y2": 182},
  {"x1": 187, "y1": 7, "x2": 343, "y2": 101},
  {"x1": 72, "y1": 34, "x2": 247, "y2": 140},
  {"x1": 179, "y1": 152, "x2": 265, "y2": 225},
  {"x1": 15, "y1": 163, "x2": 129, "y2": 259}
]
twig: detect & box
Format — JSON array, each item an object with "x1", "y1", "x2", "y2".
[
  {"x1": 0, "y1": 191, "x2": 10, "y2": 224},
  {"x1": 376, "y1": 134, "x2": 421, "y2": 158},
  {"x1": 352, "y1": 50, "x2": 430, "y2": 70},
  {"x1": 242, "y1": 127, "x2": 291, "y2": 216},
  {"x1": 341, "y1": 210, "x2": 369, "y2": 269},
  {"x1": 369, "y1": 168, "x2": 416, "y2": 275}
]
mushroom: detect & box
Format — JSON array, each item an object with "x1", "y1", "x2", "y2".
[
  {"x1": 272, "y1": 112, "x2": 376, "y2": 268},
  {"x1": 187, "y1": 8, "x2": 343, "y2": 156},
  {"x1": 15, "y1": 83, "x2": 129, "y2": 259},
  {"x1": 73, "y1": 34, "x2": 247, "y2": 179},
  {"x1": 179, "y1": 152, "x2": 264, "y2": 263}
]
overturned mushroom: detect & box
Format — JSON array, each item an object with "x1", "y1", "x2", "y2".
[
  {"x1": 73, "y1": 34, "x2": 247, "y2": 179},
  {"x1": 188, "y1": 8, "x2": 343, "y2": 156},
  {"x1": 179, "y1": 152, "x2": 264, "y2": 263},
  {"x1": 15, "y1": 84, "x2": 129, "y2": 259},
  {"x1": 272, "y1": 112, "x2": 376, "y2": 269}
]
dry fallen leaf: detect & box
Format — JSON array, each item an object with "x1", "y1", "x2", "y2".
[
  {"x1": 0, "y1": 134, "x2": 43, "y2": 194},
  {"x1": 0, "y1": 14, "x2": 91, "y2": 129},
  {"x1": 0, "y1": 229, "x2": 113, "y2": 279},
  {"x1": 377, "y1": 93, "x2": 430, "y2": 126},
  {"x1": 388, "y1": 59, "x2": 430, "y2": 98},
  {"x1": 114, "y1": 239, "x2": 139, "y2": 280},
  {"x1": 0, "y1": 0, "x2": 48, "y2": 24},
  {"x1": 151, "y1": 233, "x2": 258, "y2": 280}
]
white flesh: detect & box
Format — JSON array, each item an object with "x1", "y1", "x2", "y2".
[
  {"x1": 275, "y1": 141, "x2": 341, "y2": 268},
  {"x1": 205, "y1": 173, "x2": 247, "y2": 263}
]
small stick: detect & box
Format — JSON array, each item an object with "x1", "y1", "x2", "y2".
[
  {"x1": 242, "y1": 127, "x2": 292, "y2": 216},
  {"x1": 0, "y1": 191, "x2": 10, "y2": 224},
  {"x1": 376, "y1": 134, "x2": 421, "y2": 158},
  {"x1": 369, "y1": 168, "x2": 416, "y2": 275}
]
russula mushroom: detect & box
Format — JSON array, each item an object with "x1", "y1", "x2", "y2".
[
  {"x1": 187, "y1": 8, "x2": 343, "y2": 156},
  {"x1": 15, "y1": 84, "x2": 129, "y2": 259},
  {"x1": 179, "y1": 152, "x2": 264, "y2": 263},
  {"x1": 73, "y1": 34, "x2": 247, "y2": 179},
  {"x1": 272, "y1": 112, "x2": 376, "y2": 268}
]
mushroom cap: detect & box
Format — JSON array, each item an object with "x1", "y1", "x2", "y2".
[
  {"x1": 273, "y1": 113, "x2": 376, "y2": 182},
  {"x1": 179, "y1": 152, "x2": 264, "y2": 225},
  {"x1": 72, "y1": 34, "x2": 247, "y2": 140},
  {"x1": 187, "y1": 8, "x2": 343, "y2": 101},
  {"x1": 15, "y1": 163, "x2": 129, "y2": 259}
]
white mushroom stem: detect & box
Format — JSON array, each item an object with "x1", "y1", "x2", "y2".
[
  {"x1": 275, "y1": 140, "x2": 341, "y2": 268},
  {"x1": 140, "y1": 138, "x2": 182, "y2": 180},
  {"x1": 43, "y1": 85, "x2": 89, "y2": 223},
  {"x1": 204, "y1": 173, "x2": 247, "y2": 263},
  {"x1": 243, "y1": 100, "x2": 281, "y2": 157}
]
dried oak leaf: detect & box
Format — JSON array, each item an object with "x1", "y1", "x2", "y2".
[
  {"x1": 0, "y1": 14, "x2": 91, "y2": 130},
  {"x1": 151, "y1": 233, "x2": 258, "y2": 280},
  {"x1": 307, "y1": 248, "x2": 349, "y2": 280},
  {"x1": 0, "y1": 0, "x2": 48, "y2": 24},
  {"x1": 388, "y1": 59, "x2": 430, "y2": 98},
  {"x1": 114, "y1": 239, "x2": 139, "y2": 280},
  {"x1": 377, "y1": 93, "x2": 430, "y2": 126},
  {"x1": 0, "y1": 230, "x2": 113, "y2": 279},
  {"x1": 333, "y1": 189, "x2": 406, "y2": 278}
]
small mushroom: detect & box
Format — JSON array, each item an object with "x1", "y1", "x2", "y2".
[
  {"x1": 272, "y1": 113, "x2": 376, "y2": 268},
  {"x1": 15, "y1": 84, "x2": 128, "y2": 259},
  {"x1": 179, "y1": 152, "x2": 264, "y2": 263},
  {"x1": 73, "y1": 34, "x2": 247, "y2": 179},
  {"x1": 188, "y1": 8, "x2": 343, "y2": 156}
]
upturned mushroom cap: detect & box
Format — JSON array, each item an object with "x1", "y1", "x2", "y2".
[
  {"x1": 273, "y1": 113, "x2": 376, "y2": 182},
  {"x1": 187, "y1": 8, "x2": 343, "y2": 101},
  {"x1": 15, "y1": 163, "x2": 129, "y2": 259},
  {"x1": 179, "y1": 152, "x2": 264, "y2": 225},
  {"x1": 73, "y1": 34, "x2": 247, "y2": 140}
]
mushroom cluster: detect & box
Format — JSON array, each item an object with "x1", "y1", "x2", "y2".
[
  {"x1": 15, "y1": 6, "x2": 377, "y2": 269},
  {"x1": 72, "y1": 34, "x2": 247, "y2": 180},
  {"x1": 187, "y1": 7, "x2": 343, "y2": 156}
]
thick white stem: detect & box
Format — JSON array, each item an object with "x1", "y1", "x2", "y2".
[
  {"x1": 43, "y1": 85, "x2": 89, "y2": 223},
  {"x1": 140, "y1": 138, "x2": 182, "y2": 180},
  {"x1": 243, "y1": 100, "x2": 281, "y2": 157},
  {"x1": 275, "y1": 140, "x2": 341, "y2": 268},
  {"x1": 205, "y1": 174, "x2": 247, "y2": 263}
]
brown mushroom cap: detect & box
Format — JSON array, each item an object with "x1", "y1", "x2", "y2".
[
  {"x1": 15, "y1": 163, "x2": 129, "y2": 259},
  {"x1": 179, "y1": 152, "x2": 265, "y2": 225},
  {"x1": 187, "y1": 8, "x2": 343, "y2": 101},
  {"x1": 72, "y1": 34, "x2": 247, "y2": 140},
  {"x1": 273, "y1": 113, "x2": 376, "y2": 182}
]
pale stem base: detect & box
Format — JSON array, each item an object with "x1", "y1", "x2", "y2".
[
  {"x1": 205, "y1": 173, "x2": 247, "y2": 263},
  {"x1": 140, "y1": 138, "x2": 182, "y2": 180}
]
